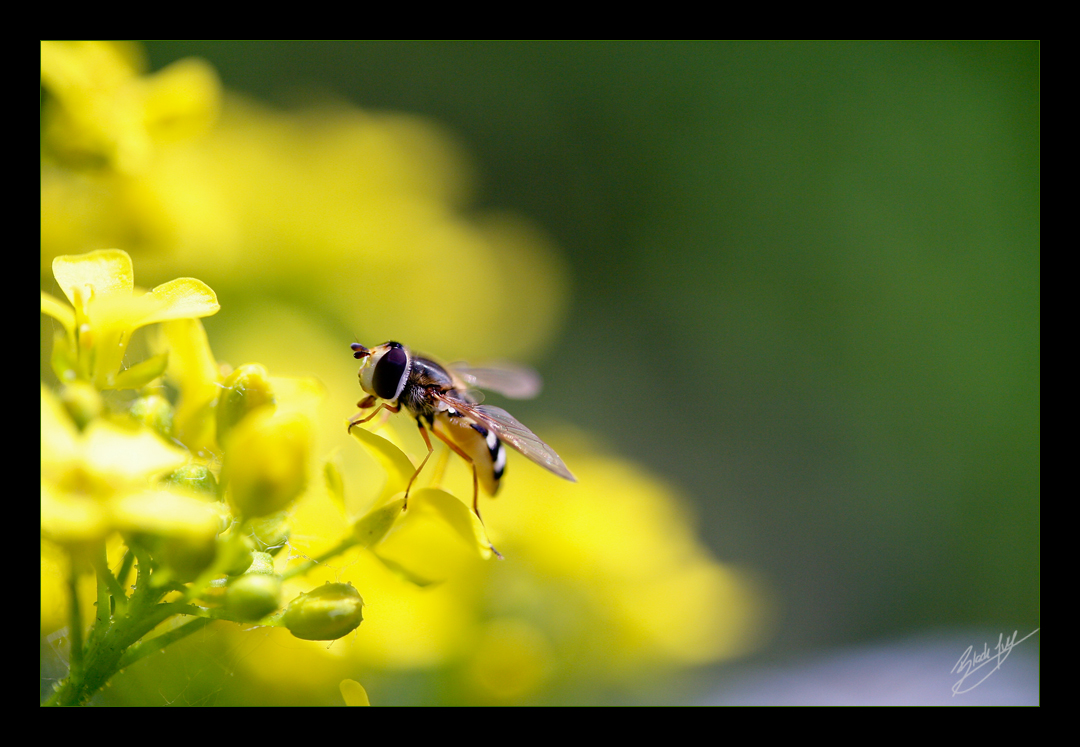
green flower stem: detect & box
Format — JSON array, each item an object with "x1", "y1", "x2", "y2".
[
  {"x1": 92, "y1": 546, "x2": 128, "y2": 614},
  {"x1": 66, "y1": 565, "x2": 84, "y2": 685},
  {"x1": 73, "y1": 604, "x2": 171, "y2": 704},
  {"x1": 45, "y1": 551, "x2": 208, "y2": 707},
  {"x1": 115, "y1": 550, "x2": 135, "y2": 596},
  {"x1": 119, "y1": 616, "x2": 214, "y2": 670}
]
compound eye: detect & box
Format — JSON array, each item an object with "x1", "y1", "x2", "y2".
[{"x1": 372, "y1": 345, "x2": 408, "y2": 400}]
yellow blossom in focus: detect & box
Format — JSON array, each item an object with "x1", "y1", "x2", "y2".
[{"x1": 41, "y1": 249, "x2": 219, "y2": 390}]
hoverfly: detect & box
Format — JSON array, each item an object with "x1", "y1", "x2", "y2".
[{"x1": 347, "y1": 341, "x2": 576, "y2": 523}]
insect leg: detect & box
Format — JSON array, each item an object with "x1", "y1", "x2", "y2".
[
  {"x1": 347, "y1": 401, "x2": 399, "y2": 431},
  {"x1": 429, "y1": 425, "x2": 481, "y2": 520},
  {"x1": 404, "y1": 420, "x2": 440, "y2": 511},
  {"x1": 398, "y1": 416, "x2": 503, "y2": 559},
  {"x1": 429, "y1": 423, "x2": 503, "y2": 559}
]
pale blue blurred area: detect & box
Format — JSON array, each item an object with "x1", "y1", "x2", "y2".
[{"x1": 702, "y1": 629, "x2": 1039, "y2": 705}]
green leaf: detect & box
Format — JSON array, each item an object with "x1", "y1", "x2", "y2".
[
  {"x1": 110, "y1": 352, "x2": 169, "y2": 390},
  {"x1": 348, "y1": 423, "x2": 415, "y2": 506}
]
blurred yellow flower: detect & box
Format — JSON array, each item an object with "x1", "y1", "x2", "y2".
[
  {"x1": 229, "y1": 415, "x2": 770, "y2": 703},
  {"x1": 42, "y1": 96, "x2": 568, "y2": 363},
  {"x1": 40, "y1": 384, "x2": 213, "y2": 555},
  {"x1": 339, "y1": 679, "x2": 371, "y2": 706},
  {"x1": 225, "y1": 410, "x2": 313, "y2": 519},
  {"x1": 40, "y1": 41, "x2": 219, "y2": 174}
]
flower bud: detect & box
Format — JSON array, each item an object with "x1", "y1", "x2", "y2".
[
  {"x1": 216, "y1": 364, "x2": 275, "y2": 446},
  {"x1": 159, "y1": 532, "x2": 218, "y2": 583},
  {"x1": 245, "y1": 551, "x2": 276, "y2": 575},
  {"x1": 224, "y1": 411, "x2": 311, "y2": 519},
  {"x1": 162, "y1": 462, "x2": 219, "y2": 499},
  {"x1": 281, "y1": 582, "x2": 364, "y2": 641},
  {"x1": 227, "y1": 570, "x2": 282, "y2": 622},
  {"x1": 218, "y1": 533, "x2": 256, "y2": 576},
  {"x1": 130, "y1": 393, "x2": 175, "y2": 440},
  {"x1": 247, "y1": 511, "x2": 291, "y2": 555}
]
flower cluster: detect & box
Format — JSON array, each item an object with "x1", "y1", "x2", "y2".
[
  {"x1": 41, "y1": 42, "x2": 769, "y2": 706},
  {"x1": 40, "y1": 250, "x2": 361, "y2": 706}
]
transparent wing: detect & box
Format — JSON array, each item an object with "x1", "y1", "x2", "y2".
[
  {"x1": 448, "y1": 362, "x2": 543, "y2": 400},
  {"x1": 435, "y1": 394, "x2": 576, "y2": 482}
]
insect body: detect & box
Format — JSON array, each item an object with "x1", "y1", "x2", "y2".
[{"x1": 348, "y1": 341, "x2": 575, "y2": 521}]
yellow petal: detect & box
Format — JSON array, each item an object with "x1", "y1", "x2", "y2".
[
  {"x1": 348, "y1": 425, "x2": 415, "y2": 507},
  {"x1": 82, "y1": 420, "x2": 189, "y2": 485},
  {"x1": 371, "y1": 487, "x2": 495, "y2": 585},
  {"x1": 269, "y1": 376, "x2": 325, "y2": 420},
  {"x1": 40, "y1": 484, "x2": 110, "y2": 547},
  {"x1": 40, "y1": 291, "x2": 75, "y2": 335},
  {"x1": 40, "y1": 41, "x2": 140, "y2": 97},
  {"x1": 406, "y1": 488, "x2": 496, "y2": 560},
  {"x1": 140, "y1": 57, "x2": 221, "y2": 143},
  {"x1": 112, "y1": 352, "x2": 169, "y2": 390},
  {"x1": 41, "y1": 385, "x2": 80, "y2": 472},
  {"x1": 110, "y1": 487, "x2": 221, "y2": 540},
  {"x1": 141, "y1": 277, "x2": 220, "y2": 325},
  {"x1": 323, "y1": 458, "x2": 346, "y2": 514},
  {"x1": 339, "y1": 679, "x2": 371, "y2": 706},
  {"x1": 52, "y1": 249, "x2": 133, "y2": 308},
  {"x1": 160, "y1": 319, "x2": 221, "y2": 452},
  {"x1": 352, "y1": 498, "x2": 406, "y2": 548}
]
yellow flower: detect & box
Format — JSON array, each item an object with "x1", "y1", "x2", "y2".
[
  {"x1": 41, "y1": 249, "x2": 219, "y2": 390},
  {"x1": 40, "y1": 384, "x2": 217, "y2": 555},
  {"x1": 155, "y1": 318, "x2": 222, "y2": 455},
  {"x1": 40, "y1": 41, "x2": 220, "y2": 174},
  {"x1": 348, "y1": 424, "x2": 499, "y2": 584},
  {"x1": 39, "y1": 43, "x2": 772, "y2": 704},
  {"x1": 224, "y1": 409, "x2": 313, "y2": 519},
  {"x1": 339, "y1": 679, "x2": 371, "y2": 706},
  {"x1": 326, "y1": 426, "x2": 771, "y2": 699},
  {"x1": 487, "y1": 444, "x2": 771, "y2": 669}
]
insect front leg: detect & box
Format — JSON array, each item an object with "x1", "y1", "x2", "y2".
[{"x1": 347, "y1": 399, "x2": 399, "y2": 431}]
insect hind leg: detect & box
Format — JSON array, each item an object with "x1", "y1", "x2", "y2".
[
  {"x1": 405, "y1": 419, "x2": 439, "y2": 511},
  {"x1": 428, "y1": 424, "x2": 481, "y2": 516},
  {"x1": 410, "y1": 418, "x2": 483, "y2": 520},
  {"x1": 428, "y1": 424, "x2": 503, "y2": 560}
]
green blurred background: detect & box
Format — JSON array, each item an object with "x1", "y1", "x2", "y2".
[{"x1": 94, "y1": 41, "x2": 1038, "y2": 698}]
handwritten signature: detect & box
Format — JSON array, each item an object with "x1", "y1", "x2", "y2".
[{"x1": 951, "y1": 628, "x2": 1039, "y2": 695}]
